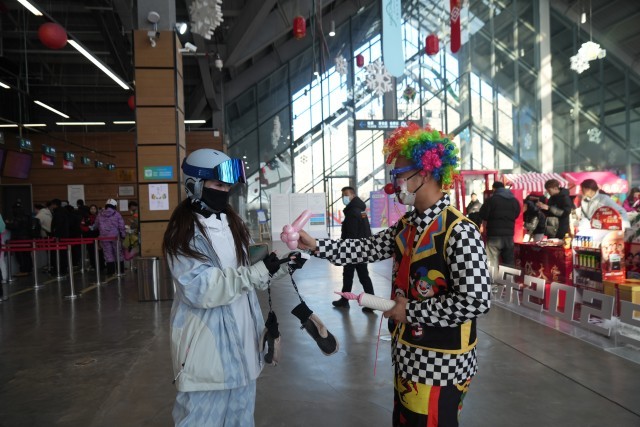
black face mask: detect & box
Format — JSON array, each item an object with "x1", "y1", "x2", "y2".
[{"x1": 201, "y1": 187, "x2": 230, "y2": 212}]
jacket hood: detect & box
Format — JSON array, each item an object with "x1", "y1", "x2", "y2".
[{"x1": 493, "y1": 187, "x2": 515, "y2": 199}]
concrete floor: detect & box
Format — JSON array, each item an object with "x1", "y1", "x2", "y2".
[{"x1": 1, "y1": 243, "x2": 640, "y2": 426}]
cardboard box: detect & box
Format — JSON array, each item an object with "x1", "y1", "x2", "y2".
[{"x1": 603, "y1": 279, "x2": 640, "y2": 316}]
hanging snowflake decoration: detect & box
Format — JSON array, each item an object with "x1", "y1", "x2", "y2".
[
  {"x1": 570, "y1": 41, "x2": 606, "y2": 74},
  {"x1": 402, "y1": 86, "x2": 417, "y2": 102},
  {"x1": 587, "y1": 127, "x2": 602, "y2": 144},
  {"x1": 189, "y1": 0, "x2": 224, "y2": 40},
  {"x1": 570, "y1": 54, "x2": 590, "y2": 74},
  {"x1": 335, "y1": 55, "x2": 348, "y2": 76},
  {"x1": 364, "y1": 60, "x2": 393, "y2": 96}
]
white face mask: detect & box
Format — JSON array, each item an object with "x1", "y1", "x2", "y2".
[
  {"x1": 397, "y1": 180, "x2": 423, "y2": 206},
  {"x1": 342, "y1": 196, "x2": 351, "y2": 205}
]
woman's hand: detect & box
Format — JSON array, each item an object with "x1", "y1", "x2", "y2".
[{"x1": 297, "y1": 230, "x2": 317, "y2": 251}]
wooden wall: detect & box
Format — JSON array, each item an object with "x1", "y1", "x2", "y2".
[{"x1": 0, "y1": 130, "x2": 222, "y2": 212}]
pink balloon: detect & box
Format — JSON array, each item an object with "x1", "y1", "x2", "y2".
[
  {"x1": 289, "y1": 231, "x2": 299, "y2": 241},
  {"x1": 291, "y1": 210, "x2": 312, "y2": 231},
  {"x1": 283, "y1": 224, "x2": 294, "y2": 233},
  {"x1": 280, "y1": 232, "x2": 290, "y2": 243},
  {"x1": 286, "y1": 240, "x2": 298, "y2": 250}
]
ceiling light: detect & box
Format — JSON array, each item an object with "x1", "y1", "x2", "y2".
[
  {"x1": 113, "y1": 120, "x2": 136, "y2": 125},
  {"x1": 17, "y1": 0, "x2": 42, "y2": 16},
  {"x1": 184, "y1": 119, "x2": 206, "y2": 124},
  {"x1": 56, "y1": 122, "x2": 106, "y2": 126},
  {"x1": 0, "y1": 81, "x2": 9, "y2": 89},
  {"x1": 0, "y1": 124, "x2": 18, "y2": 128},
  {"x1": 24, "y1": 124, "x2": 47, "y2": 127},
  {"x1": 34, "y1": 100, "x2": 70, "y2": 118},
  {"x1": 176, "y1": 22, "x2": 188, "y2": 34},
  {"x1": 68, "y1": 40, "x2": 130, "y2": 90},
  {"x1": 329, "y1": 20, "x2": 336, "y2": 37}
]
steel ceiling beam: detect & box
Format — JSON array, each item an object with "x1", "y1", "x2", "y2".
[{"x1": 224, "y1": 0, "x2": 279, "y2": 67}]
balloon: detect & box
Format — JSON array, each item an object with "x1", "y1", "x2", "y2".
[
  {"x1": 283, "y1": 224, "x2": 294, "y2": 233},
  {"x1": 289, "y1": 231, "x2": 299, "y2": 242}
]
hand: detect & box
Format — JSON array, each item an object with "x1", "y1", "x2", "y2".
[
  {"x1": 383, "y1": 296, "x2": 408, "y2": 324},
  {"x1": 285, "y1": 251, "x2": 308, "y2": 271},
  {"x1": 262, "y1": 252, "x2": 280, "y2": 275},
  {"x1": 297, "y1": 230, "x2": 317, "y2": 251},
  {"x1": 536, "y1": 202, "x2": 549, "y2": 210}
]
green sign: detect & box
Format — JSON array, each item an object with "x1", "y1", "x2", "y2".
[{"x1": 143, "y1": 166, "x2": 173, "y2": 180}]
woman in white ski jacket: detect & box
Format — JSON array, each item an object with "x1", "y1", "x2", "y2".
[{"x1": 164, "y1": 149, "x2": 286, "y2": 426}]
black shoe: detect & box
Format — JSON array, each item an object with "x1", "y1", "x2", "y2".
[
  {"x1": 332, "y1": 298, "x2": 350, "y2": 308},
  {"x1": 362, "y1": 307, "x2": 375, "y2": 314}
]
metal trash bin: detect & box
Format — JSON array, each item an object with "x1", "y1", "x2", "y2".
[{"x1": 136, "y1": 257, "x2": 174, "y2": 301}]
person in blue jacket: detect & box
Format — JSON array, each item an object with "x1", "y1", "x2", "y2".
[{"x1": 163, "y1": 149, "x2": 290, "y2": 427}]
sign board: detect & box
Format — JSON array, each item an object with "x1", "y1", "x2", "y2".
[
  {"x1": 591, "y1": 206, "x2": 622, "y2": 230},
  {"x1": 67, "y1": 185, "x2": 85, "y2": 206},
  {"x1": 19, "y1": 138, "x2": 32, "y2": 151},
  {"x1": 63, "y1": 160, "x2": 73, "y2": 170},
  {"x1": 81, "y1": 156, "x2": 91, "y2": 165},
  {"x1": 119, "y1": 185, "x2": 135, "y2": 197},
  {"x1": 149, "y1": 183, "x2": 169, "y2": 210},
  {"x1": 143, "y1": 165, "x2": 174, "y2": 180},
  {"x1": 270, "y1": 193, "x2": 328, "y2": 238},
  {"x1": 41, "y1": 154, "x2": 54, "y2": 166},
  {"x1": 64, "y1": 152, "x2": 75, "y2": 162},
  {"x1": 355, "y1": 119, "x2": 422, "y2": 131}
]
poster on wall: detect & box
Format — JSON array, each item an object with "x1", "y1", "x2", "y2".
[
  {"x1": 149, "y1": 183, "x2": 169, "y2": 211},
  {"x1": 307, "y1": 193, "x2": 327, "y2": 230},
  {"x1": 67, "y1": 185, "x2": 85, "y2": 207},
  {"x1": 270, "y1": 194, "x2": 290, "y2": 235},
  {"x1": 270, "y1": 193, "x2": 328, "y2": 238},
  {"x1": 119, "y1": 185, "x2": 135, "y2": 196},
  {"x1": 369, "y1": 190, "x2": 388, "y2": 228}
]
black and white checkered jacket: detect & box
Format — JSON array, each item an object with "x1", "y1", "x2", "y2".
[{"x1": 316, "y1": 195, "x2": 491, "y2": 385}]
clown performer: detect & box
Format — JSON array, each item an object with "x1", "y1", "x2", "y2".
[{"x1": 296, "y1": 124, "x2": 491, "y2": 427}]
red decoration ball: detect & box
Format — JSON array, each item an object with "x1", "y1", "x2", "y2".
[
  {"x1": 384, "y1": 183, "x2": 396, "y2": 195},
  {"x1": 127, "y1": 95, "x2": 135, "y2": 111},
  {"x1": 293, "y1": 16, "x2": 306, "y2": 39},
  {"x1": 425, "y1": 34, "x2": 439, "y2": 56},
  {"x1": 38, "y1": 23, "x2": 68, "y2": 50},
  {"x1": 356, "y1": 54, "x2": 365, "y2": 68}
]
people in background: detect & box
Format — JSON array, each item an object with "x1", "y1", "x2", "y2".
[
  {"x1": 6, "y1": 201, "x2": 33, "y2": 276},
  {"x1": 123, "y1": 201, "x2": 139, "y2": 261},
  {"x1": 579, "y1": 179, "x2": 628, "y2": 228},
  {"x1": 479, "y1": 182, "x2": 520, "y2": 269},
  {"x1": 34, "y1": 202, "x2": 52, "y2": 237},
  {"x1": 80, "y1": 204, "x2": 103, "y2": 271},
  {"x1": 76, "y1": 199, "x2": 90, "y2": 220},
  {"x1": 466, "y1": 192, "x2": 483, "y2": 227},
  {"x1": 623, "y1": 187, "x2": 640, "y2": 212},
  {"x1": 331, "y1": 186, "x2": 375, "y2": 312},
  {"x1": 537, "y1": 179, "x2": 573, "y2": 238},
  {"x1": 50, "y1": 199, "x2": 70, "y2": 275},
  {"x1": 523, "y1": 198, "x2": 546, "y2": 242},
  {"x1": 94, "y1": 199, "x2": 126, "y2": 275}
]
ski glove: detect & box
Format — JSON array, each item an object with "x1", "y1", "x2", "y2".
[
  {"x1": 262, "y1": 252, "x2": 281, "y2": 275},
  {"x1": 291, "y1": 301, "x2": 339, "y2": 356},
  {"x1": 260, "y1": 311, "x2": 281, "y2": 366}
]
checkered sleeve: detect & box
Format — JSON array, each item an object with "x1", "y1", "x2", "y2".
[
  {"x1": 315, "y1": 223, "x2": 399, "y2": 266},
  {"x1": 405, "y1": 221, "x2": 491, "y2": 326}
]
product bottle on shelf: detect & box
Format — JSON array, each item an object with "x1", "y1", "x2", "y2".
[{"x1": 563, "y1": 233, "x2": 572, "y2": 249}]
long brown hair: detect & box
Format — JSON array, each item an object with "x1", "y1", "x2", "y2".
[{"x1": 163, "y1": 199, "x2": 251, "y2": 266}]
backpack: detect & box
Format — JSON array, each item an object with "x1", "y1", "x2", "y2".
[{"x1": 31, "y1": 217, "x2": 42, "y2": 238}]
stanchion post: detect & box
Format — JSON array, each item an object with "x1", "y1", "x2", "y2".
[
  {"x1": 65, "y1": 245, "x2": 78, "y2": 299},
  {"x1": 115, "y1": 238, "x2": 124, "y2": 277},
  {"x1": 80, "y1": 241, "x2": 86, "y2": 274},
  {"x1": 7, "y1": 246, "x2": 14, "y2": 283},
  {"x1": 32, "y1": 242, "x2": 43, "y2": 289},
  {"x1": 94, "y1": 239, "x2": 102, "y2": 286},
  {"x1": 55, "y1": 238, "x2": 64, "y2": 280}
]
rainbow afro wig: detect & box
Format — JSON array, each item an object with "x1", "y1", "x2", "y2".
[{"x1": 383, "y1": 123, "x2": 460, "y2": 190}]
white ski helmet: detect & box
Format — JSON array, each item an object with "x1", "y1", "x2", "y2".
[
  {"x1": 182, "y1": 149, "x2": 246, "y2": 200},
  {"x1": 106, "y1": 198, "x2": 117, "y2": 207}
]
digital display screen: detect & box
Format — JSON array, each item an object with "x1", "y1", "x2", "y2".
[{"x1": 3, "y1": 150, "x2": 32, "y2": 179}]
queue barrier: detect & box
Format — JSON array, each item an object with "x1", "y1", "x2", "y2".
[{"x1": 1, "y1": 235, "x2": 124, "y2": 296}]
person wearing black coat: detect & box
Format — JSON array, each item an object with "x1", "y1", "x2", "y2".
[
  {"x1": 50, "y1": 199, "x2": 70, "y2": 275},
  {"x1": 479, "y1": 182, "x2": 521, "y2": 269},
  {"x1": 6, "y1": 202, "x2": 33, "y2": 276},
  {"x1": 537, "y1": 179, "x2": 573, "y2": 238},
  {"x1": 332, "y1": 187, "x2": 375, "y2": 311}
]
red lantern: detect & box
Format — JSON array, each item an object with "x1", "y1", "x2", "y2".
[
  {"x1": 425, "y1": 34, "x2": 439, "y2": 56},
  {"x1": 127, "y1": 95, "x2": 135, "y2": 111},
  {"x1": 38, "y1": 23, "x2": 68, "y2": 50},
  {"x1": 356, "y1": 54, "x2": 364, "y2": 68},
  {"x1": 293, "y1": 16, "x2": 306, "y2": 39}
]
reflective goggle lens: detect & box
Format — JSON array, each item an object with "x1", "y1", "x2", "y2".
[{"x1": 213, "y1": 158, "x2": 246, "y2": 185}]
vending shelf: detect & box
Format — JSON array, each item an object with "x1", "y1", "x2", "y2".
[
  {"x1": 574, "y1": 266, "x2": 602, "y2": 273},
  {"x1": 574, "y1": 247, "x2": 601, "y2": 254}
]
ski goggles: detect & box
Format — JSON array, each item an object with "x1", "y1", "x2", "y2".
[
  {"x1": 182, "y1": 157, "x2": 247, "y2": 185},
  {"x1": 389, "y1": 165, "x2": 421, "y2": 191}
]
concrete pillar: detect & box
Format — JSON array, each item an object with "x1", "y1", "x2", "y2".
[{"x1": 537, "y1": 0, "x2": 554, "y2": 172}]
